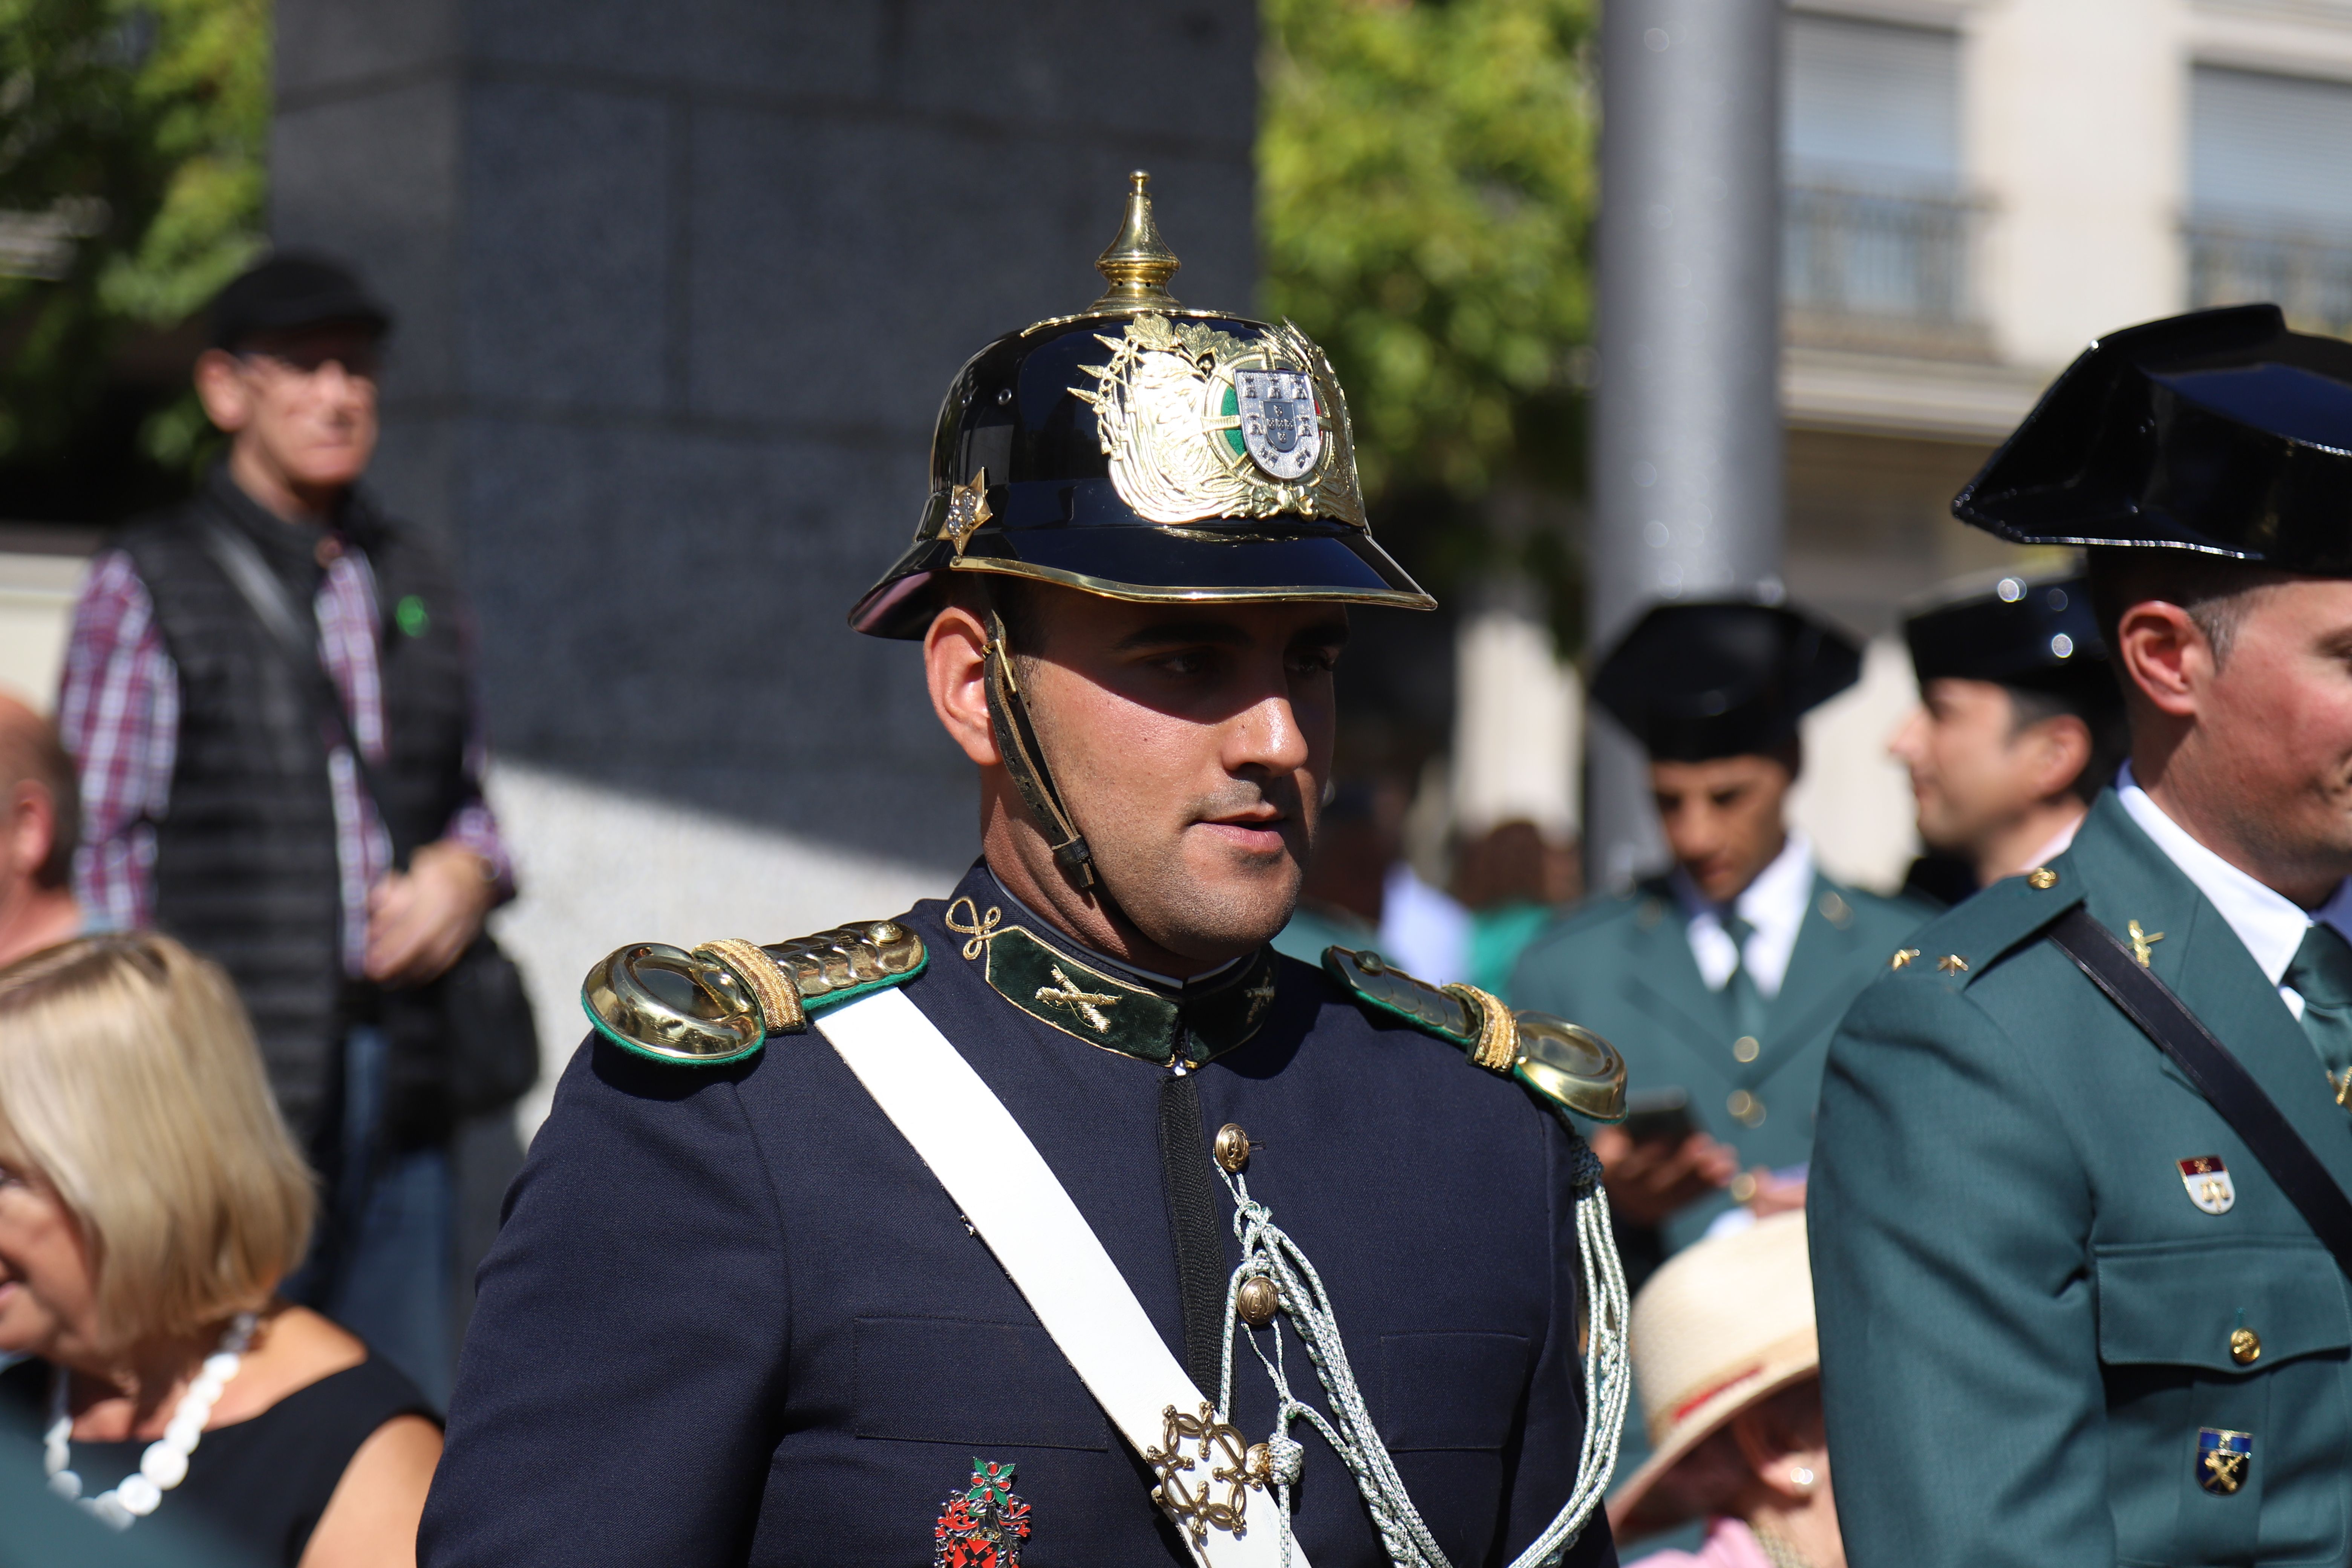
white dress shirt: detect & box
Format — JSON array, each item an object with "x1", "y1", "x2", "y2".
[
  {"x1": 2116, "y1": 762, "x2": 2352, "y2": 1020},
  {"x1": 1672, "y1": 831, "x2": 1818, "y2": 1001}
]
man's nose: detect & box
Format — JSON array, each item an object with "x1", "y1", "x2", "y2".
[{"x1": 1227, "y1": 692, "x2": 1310, "y2": 775}]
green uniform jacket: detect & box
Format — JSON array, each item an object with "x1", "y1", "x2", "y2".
[
  {"x1": 1511, "y1": 864, "x2": 1930, "y2": 1252},
  {"x1": 1814, "y1": 791, "x2": 2352, "y2": 1568}
]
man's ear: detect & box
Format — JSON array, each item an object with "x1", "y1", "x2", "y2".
[
  {"x1": 2112, "y1": 600, "x2": 2209, "y2": 718},
  {"x1": 924, "y1": 603, "x2": 1002, "y2": 768},
  {"x1": 192, "y1": 348, "x2": 253, "y2": 434},
  {"x1": 5, "y1": 782, "x2": 52, "y2": 882},
  {"x1": 2021, "y1": 712, "x2": 2093, "y2": 801}
]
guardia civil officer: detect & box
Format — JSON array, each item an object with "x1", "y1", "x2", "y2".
[
  {"x1": 1888, "y1": 571, "x2": 2127, "y2": 901},
  {"x1": 1814, "y1": 304, "x2": 2352, "y2": 1566},
  {"x1": 1511, "y1": 603, "x2": 1931, "y2": 1267},
  {"x1": 420, "y1": 176, "x2": 1630, "y2": 1568}
]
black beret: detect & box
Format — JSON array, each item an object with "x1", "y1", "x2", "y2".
[
  {"x1": 1954, "y1": 303, "x2": 2352, "y2": 572},
  {"x1": 209, "y1": 252, "x2": 391, "y2": 349},
  {"x1": 1903, "y1": 572, "x2": 2114, "y2": 700},
  {"x1": 1591, "y1": 600, "x2": 1862, "y2": 764}
]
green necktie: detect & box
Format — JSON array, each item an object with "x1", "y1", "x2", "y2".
[
  {"x1": 2284, "y1": 923, "x2": 2352, "y2": 1108},
  {"x1": 1720, "y1": 911, "x2": 1769, "y2": 1045}
]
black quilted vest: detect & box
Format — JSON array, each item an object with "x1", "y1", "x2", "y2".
[{"x1": 115, "y1": 469, "x2": 476, "y2": 1141}]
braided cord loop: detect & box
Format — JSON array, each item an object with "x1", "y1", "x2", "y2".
[{"x1": 1207, "y1": 1116, "x2": 1632, "y2": 1568}]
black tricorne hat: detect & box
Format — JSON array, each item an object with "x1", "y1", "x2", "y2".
[
  {"x1": 848, "y1": 173, "x2": 1432, "y2": 639},
  {"x1": 1592, "y1": 600, "x2": 1861, "y2": 763},
  {"x1": 1903, "y1": 571, "x2": 2112, "y2": 697},
  {"x1": 210, "y1": 252, "x2": 392, "y2": 349},
  {"x1": 1954, "y1": 304, "x2": 2352, "y2": 571}
]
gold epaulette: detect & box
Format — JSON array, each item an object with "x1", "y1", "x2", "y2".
[
  {"x1": 1321, "y1": 946, "x2": 1626, "y2": 1122},
  {"x1": 582, "y1": 920, "x2": 928, "y2": 1066}
]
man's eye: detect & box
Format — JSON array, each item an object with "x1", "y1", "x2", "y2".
[{"x1": 1289, "y1": 650, "x2": 1338, "y2": 676}]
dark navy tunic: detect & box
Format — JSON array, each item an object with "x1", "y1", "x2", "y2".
[{"x1": 420, "y1": 865, "x2": 1617, "y2": 1568}]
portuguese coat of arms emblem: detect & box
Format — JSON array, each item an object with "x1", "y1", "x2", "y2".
[
  {"x1": 933, "y1": 1458, "x2": 1032, "y2": 1568},
  {"x1": 1069, "y1": 312, "x2": 1366, "y2": 527}
]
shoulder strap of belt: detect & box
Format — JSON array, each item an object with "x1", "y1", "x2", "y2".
[{"x1": 2046, "y1": 905, "x2": 2352, "y2": 1273}]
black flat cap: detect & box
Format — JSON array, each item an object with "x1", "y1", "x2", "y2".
[
  {"x1": 1592, "y1": 600, "x2": 1862, "y2": 763},
  {"x1": 1904, "y1": 571, "x2": 2112, "y2": 697},
  {"x1": 1954, "y1": 304, "x2": 2352, "y2": 571},
  {"x1": 210, "y1": 253, "x2": 391, "y2": 349}
]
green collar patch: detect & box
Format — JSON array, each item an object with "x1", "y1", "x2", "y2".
[{"x1": 945, "y1": 895, "x2": 1279, "y2": 1066}]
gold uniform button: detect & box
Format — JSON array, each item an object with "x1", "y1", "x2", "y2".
[
  {"x1": 1728, "y1": 1171, "x2": 1758, "y2": 1204},
  {"x1": 1236, "y1": 1274, "x2": 1279, "y2": 1328},
  {"x1": 2027, "y1": 867, "x2": 2058, "y2": 890},
  {"x1": 1732, "y1": 1035, "x2": 1760, "y2": 1063},
  {"x1": 1213, "y1": 1124, "x2": 1253, "y2": 1173},
  {"x1": 2231, "y1": 1327, "x2": 2262, "y2": 1365},
  {"x1": 1727, "y1": 1090, "x2": 1766, "y2": 1127}
]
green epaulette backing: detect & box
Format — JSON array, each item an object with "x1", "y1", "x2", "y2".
[
  {"x1": 1321, "y1": 945, "x2": 1627, "y2": 1122},
  {"x1": 582, "y1": 920, "x2": 928, "y2": 1066}
]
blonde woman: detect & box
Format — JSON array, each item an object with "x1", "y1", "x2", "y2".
[{"x1": 0, "y1": 933, "x2": 440, "y2": 1567}]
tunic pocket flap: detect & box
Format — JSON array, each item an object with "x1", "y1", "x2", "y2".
[
  {"x1": 1378, "y1": 1331, "x2": 1532, "y2": 1450},
  {"x1": 853, "y1": 1315, "x2": 1113, "y2": 1451},
  {"x1": 2096, "y1": 1242, "x2": 2352, "y2": 1373}
]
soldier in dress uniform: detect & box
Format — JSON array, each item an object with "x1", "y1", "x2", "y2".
[
  {"x1": 419, "y1": 175, "x2": 1631, "y2": 1568},
  {"x1": 1814, "y1": 303, "x2": 2352, "y2": 1566},
  {"x1": 1511, "y1": 602, "x2": 1931, "y2": 1269},
  {"x1": 1888, "y1": 571, "x2": 2128, "y2": 904}
]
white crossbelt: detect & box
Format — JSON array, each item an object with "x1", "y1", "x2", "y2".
[{"x1": 816, "y1": 986, "x2": 1301, "y2": 1568}]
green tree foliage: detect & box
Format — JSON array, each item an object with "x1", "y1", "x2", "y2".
[
  {"x1": 0, "y1": 0, "x2": 268, "y2": 502},
  {"x1": 1261, "y1": 0, "x2": 1597, "y2": 516}
]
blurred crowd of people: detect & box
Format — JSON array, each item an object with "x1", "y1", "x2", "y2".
[{"x1": 1, "y1": 253, "x2": 534, "y2": 1566}]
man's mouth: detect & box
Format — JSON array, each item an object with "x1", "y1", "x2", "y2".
[{"x1": 1197, "y1": 813, "x2": 1289, "y2": 854}]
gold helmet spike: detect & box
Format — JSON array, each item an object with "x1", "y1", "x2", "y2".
[{"x1": 1087, "y1": 171, "x2": 1182, "y2": 314}]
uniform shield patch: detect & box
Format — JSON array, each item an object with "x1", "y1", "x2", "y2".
[
  {"x1": 2197, "y1": 1428, "x2": 2252, "y2": 1496},
  {"x1": 2179, "y1": 1155, "x2": 2236, "y2": 1215}
]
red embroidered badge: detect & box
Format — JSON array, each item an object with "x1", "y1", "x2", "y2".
[{"x1": 933, "y1": 1458, "x2": 1032, "y2": 1568}]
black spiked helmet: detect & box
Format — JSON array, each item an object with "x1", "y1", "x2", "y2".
[
  {"x1": 851, "y1": 173, "x2": 1435, "y2": 894},
  {"x1": 848, "y1": 172, "x2": 1433, "y2": 640}
]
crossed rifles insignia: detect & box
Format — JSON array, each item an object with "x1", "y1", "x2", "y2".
[
  {"x1": 1036, "y1": 966, "x2": 1121, "y2": 1034},
  {"x1": 2198, "y1": 1428, "x2": 2252, "y2": 1496}
]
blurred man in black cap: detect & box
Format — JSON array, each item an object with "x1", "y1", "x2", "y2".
[
  {"x1": 1889, "y1": 571, "x2": 2128, "y2": 901},
  {"x1": 1513, "y1": 600, "x2": 1932, "y2": 1265},
  {"x1": 1815, "y1": 304, "x2": 2352, "y2": 1566},
  {"x1": 55, "y1": 252, "x2": 531, "y2": 1406}
]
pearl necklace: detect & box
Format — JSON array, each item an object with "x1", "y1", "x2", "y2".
[{"x1": 43, "y1": 1311, "x2": 259, "y2": 1530}]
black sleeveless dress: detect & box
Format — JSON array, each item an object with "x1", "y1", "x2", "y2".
[{"x1": 0, "y1": 1352, "x2": 439, "y2": 1566}]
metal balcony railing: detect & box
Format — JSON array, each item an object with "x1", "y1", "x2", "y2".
[
  {"x1": 1782, "y1": 182, "x2": 1986, "y2": 354},
  {"x1": 2187, "y1": 219, "x2": 2352, "y2": 337}
]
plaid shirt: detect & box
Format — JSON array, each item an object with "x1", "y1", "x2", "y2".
[{"x1": 59, "y1": 546, "x2": 511, "y2": 977}]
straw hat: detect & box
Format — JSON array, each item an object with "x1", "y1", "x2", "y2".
[{"x1": 1607, "y1": 1212, "x2": 1819, "y2": 1536}]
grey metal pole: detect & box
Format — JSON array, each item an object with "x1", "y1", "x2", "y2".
[{"x1": 1586, "y1": 0, "x2": 1786, "y2": 891}]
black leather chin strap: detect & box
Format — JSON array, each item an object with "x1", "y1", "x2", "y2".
[{"x1": 982, "y1": 609, "x2": 1099, "y2": 892}]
